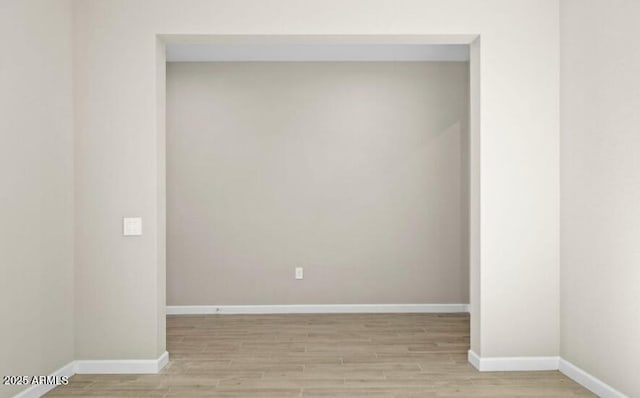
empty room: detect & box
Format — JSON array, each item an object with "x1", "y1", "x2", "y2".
[
  {"x1": 1, "y1": 1, "x2": 639, "y2": 398},
  {"x1": 165, "y1": 46, "x2": 470, "y2": 313}
]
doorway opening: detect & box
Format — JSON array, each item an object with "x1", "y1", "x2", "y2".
[{"x1": 158, "y1": 36, "x2": 481, "y2": 365}]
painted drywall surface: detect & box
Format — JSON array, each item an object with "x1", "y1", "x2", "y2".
[
  {"x1": 0, "y1": 1, "x2": 74, "y2": 397},
  {"x1": 166, "y1": 62, "x2": 469, "y2": 305},
  {"x1": 156, "y1": 40, "x2": 168, "y2": 363},
  {"x1": 73, "y1": 0, "x2": 559, "y2": 360},
  {"x1": 468, "y1": 39, "x2": 482, "y2": 358},
  {"x1": 560, "y1": 1, "x2": 640, "y2": 396}
]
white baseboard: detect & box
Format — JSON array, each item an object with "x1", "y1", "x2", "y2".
[
  {"x1": 467, "y1": 349, "x2": 482, "y2": 370},
  {"x1": 468, "y1": 351, "x2": 628, "y2": 397},
  {"x1": 467, "y1": 350, "x2": 559, "y2": 371},
  {"x1": 75, "y1": 351, "x2": 169, "y2": 374},
  {"x1": 12, "y1": 352, "x2": 169, "y2": 397},
  {"x1": 559, "y1": 359, "x2": 628, "y2": 398},
  {"x1": 12, "y1": 361, "x2": 76, "y2": 398},
  {"x1": 166, "y1": 303, "x2": 470, "y2": 315}
]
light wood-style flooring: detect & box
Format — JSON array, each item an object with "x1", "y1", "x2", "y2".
[{"x1": 47, "y1": 313, "x2": 594, "y2": 397}]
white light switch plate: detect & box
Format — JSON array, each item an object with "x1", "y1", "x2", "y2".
[
  {"x1": 123, "y1": 217, "x2": 142, "y2": 236},
  {"x1": 295, "y1": 267, "x2": 303, "y2": 280}
]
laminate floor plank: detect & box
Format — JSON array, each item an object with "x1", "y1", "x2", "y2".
[{"x1": 46, "y1": 314, "x2": 594, "y2": 397}]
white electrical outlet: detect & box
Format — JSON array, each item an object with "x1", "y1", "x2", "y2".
[{"x1": 295, "y1": 267, "x2": 304, "y2": 280}]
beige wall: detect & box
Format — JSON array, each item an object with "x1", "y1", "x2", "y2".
[
  {"x1": 468, "y1": 39, "x2": 482, "y2": 358},
  {"x1": 9, "y1": 1, "x2": 640, "y2": 394},
  {"x1": 166, "y1": 62, "x2": 469, "y2": 305},
  {"x1": 0, "y1": 1, "x2": 74, "y2": 397},
  {"x1": 73, "y1": 0, "x2": 560, "y2": 360},
  {"x1": 560, "y1": 0, "x2": 640, "y2": 396}
]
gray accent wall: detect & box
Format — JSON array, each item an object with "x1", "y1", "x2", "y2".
[{"x1": 166, "y1": 62, "x2": 469, "y2": 305}]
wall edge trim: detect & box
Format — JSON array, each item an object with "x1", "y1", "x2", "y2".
[
  {"x1": 467, "y1": 350, "x2": 559, "y2": 371},
  {"x1": 166, "y1": 304, "x2": 470, "y2": 315},
  {"x1": 559, "y1": 358, "x2": 628, "y2": 398},
  {"x1": 467, "y1": 351, "x2": 628, "y2": 397},
  {"x1": 75, "y1": 351, "x2": 169, "y2": 375},
  {"x1": 12, "y1": 361, "x2": 76, "y2": 398}
]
